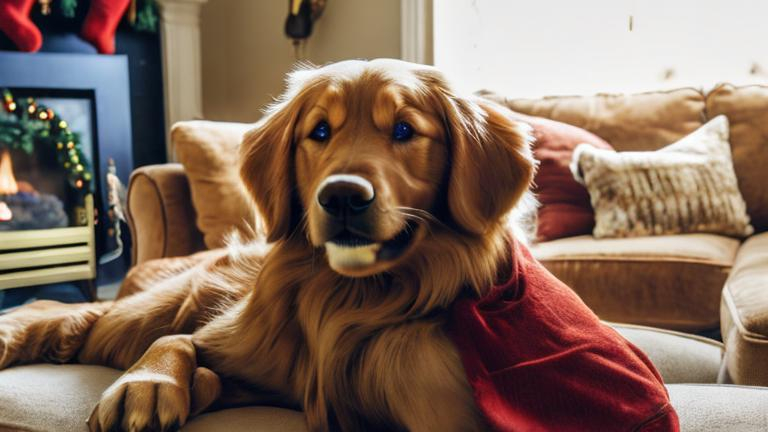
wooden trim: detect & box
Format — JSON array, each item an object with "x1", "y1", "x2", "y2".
[
  {"x1": 156, "y1": 0, "x2": 209, "y2": 161},
  {"x1": 0, "y1": 245, "x2": 91, "y2": 271},
  {"x1": 0, "y1": 226, "x2": 90, "y2": 250},
  {"x1": 86, "y1": 194, "x2": 96, "y2": 278},
  {"x1": 400, "y1": 0, "x2": 432, "y2": 64},
  {"x1": 0, "y1": 264, "x2": 94, "y2": 290}
]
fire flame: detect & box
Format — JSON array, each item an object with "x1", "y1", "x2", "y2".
[
  {"x1": 0, "y1": 149, "x2": 17, "y2": 222},
  {"x1": 0, "y1": 201, "x2": 10, "y2": 222},
  {"x1": 0, "y1": 149, "x2": 19, "y2": 195}
]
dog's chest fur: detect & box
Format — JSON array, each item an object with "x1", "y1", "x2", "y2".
[
  {"x1": 191, "y1": 239, "x2": 488, "y2": 431},
  {"x1": 291, "y1": 273, "x2": 480, "y2": 431},
  {"x1": 197, "y1": 270, "x2": 480, "y2": 431}
]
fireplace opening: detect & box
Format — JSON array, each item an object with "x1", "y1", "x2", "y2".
[{"x1": 0, "y1": 148, "x2": 70, "y2": 230}]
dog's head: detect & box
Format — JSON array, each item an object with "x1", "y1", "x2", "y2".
[{"x1": 241, "y1": 59, "x2": 534, "y2": 278}]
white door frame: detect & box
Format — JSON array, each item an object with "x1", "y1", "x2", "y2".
[{"x1": 400, "y1": 0, "x2": 432, "y2": 64}]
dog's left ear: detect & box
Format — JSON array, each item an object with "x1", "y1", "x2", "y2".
[
  {"x1": 240, "y1": 69, "x2": 321, "y2": 242},
  {"x1": 443, "y1": 97, "x2": 536, "y2": 235},
  {"x1": 240, "y1": 103, "x2": 298, "y2": 242}
]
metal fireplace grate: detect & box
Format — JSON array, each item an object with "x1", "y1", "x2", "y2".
[{"x1": 0, "y1": 194, "x2": 95, "y2": 291}]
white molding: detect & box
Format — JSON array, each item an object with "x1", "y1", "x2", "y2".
[
  {"x1": 156, "y1": 0, "x2": 208, "y2": 161},
  {"x1": 401, "y1": 0, "x2": 429, "y2": 64}
]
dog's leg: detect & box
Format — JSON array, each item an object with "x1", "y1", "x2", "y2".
[
  {"x1": 78, "y1": 249, "x2": 253, "y2": 370},
  {"x1": 0, "y1": 300, "x2": 112, "y2": 369},
  {"x1": 87, "y1": 334, "x2": 218, "y2": 432}
]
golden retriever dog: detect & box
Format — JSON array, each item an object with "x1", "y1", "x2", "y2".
[{"x1": 0, "y1": 58, "x2": 538, "y2": 431}]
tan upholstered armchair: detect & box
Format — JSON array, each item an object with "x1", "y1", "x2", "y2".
[{"x1": 126, "y1": 163, "x2": 206, "y2": 265}]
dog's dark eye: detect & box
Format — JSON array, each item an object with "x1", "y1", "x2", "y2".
[
  {"x1": 392, "y1": 121, "x2": 414, "y2": 142},
  {"x1": 309, "y1": 120, "x2": 331, "y2": 142}
]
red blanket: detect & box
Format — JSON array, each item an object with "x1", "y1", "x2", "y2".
[{"x1": 448, "y1": 241, "x2": 679, "y2": 431}]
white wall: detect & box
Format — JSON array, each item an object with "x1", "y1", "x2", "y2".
[{"x1": 434, "y1": 0, "x2": 768, "y2": 97}]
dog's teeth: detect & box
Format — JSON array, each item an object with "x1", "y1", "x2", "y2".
[{"x1": 325, "y1": 242, "x2": 381, "y2": 270}]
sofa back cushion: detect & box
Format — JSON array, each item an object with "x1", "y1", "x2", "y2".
[
  {"x1": 706, "y1": 84, "x2": 768, "y2": 232},
  {"x1": 172, "y1": 120, "x2": 258, "y2": 249},
  {"x1": 501, "y1": 88, "x2": 706, "y2": 152}
]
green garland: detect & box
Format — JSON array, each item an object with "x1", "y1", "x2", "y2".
[
  {"x1": 57, "y1": 0, "x2": 159, "y2": 33},
  {"x1": 0, "y1": 89, "x2": 94, "y2": 200},
  {"x1": 134, "y1": 0, "x2": 159, "y2": 32},
  {"x1": 60, "y1": 0, "x2": 78, "y2": 18}
]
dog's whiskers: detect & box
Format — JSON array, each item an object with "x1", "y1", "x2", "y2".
[{"x1": 394, "y1": 206, "x2": 455, "y2": 236}]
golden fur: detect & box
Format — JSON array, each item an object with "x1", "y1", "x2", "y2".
[{"x1": 0, "y1": 59, "x2": 535, "y2": 432}]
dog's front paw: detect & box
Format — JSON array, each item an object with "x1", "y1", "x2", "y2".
[{"x1": 88, "y1": 371, "x2": 190, "y2": 432}]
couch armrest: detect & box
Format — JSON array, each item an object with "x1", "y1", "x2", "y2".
[{"x1": 126, "y1": 164, "x2": 206, "y2": 265}]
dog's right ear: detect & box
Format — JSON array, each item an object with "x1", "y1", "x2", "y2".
[{"x1": 240, "y1": 68, "x2": 321, "y2": 242}]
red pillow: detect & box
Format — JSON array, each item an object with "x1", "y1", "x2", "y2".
[{"x1": 508, "y1": 111, "x2": 613, "y2": 241}]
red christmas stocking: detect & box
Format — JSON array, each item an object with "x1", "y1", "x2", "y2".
[
  {"x1": 81, "y1": 0, "x2": 131, "y2": 54},
  {"x1": 0, "y1": 0, "x2": 43, "y2": 52}
]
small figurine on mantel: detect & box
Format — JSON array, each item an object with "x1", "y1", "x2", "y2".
[{"x1": 99, "y1": 158, "x2": 127, "y2": 264}]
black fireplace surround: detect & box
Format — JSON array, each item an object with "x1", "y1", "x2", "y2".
[{"x1": 0, "y1": 52, "x2": 134, "y2": 299}]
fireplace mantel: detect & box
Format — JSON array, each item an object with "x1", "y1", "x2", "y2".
[{"x1": 157, "y1": 0, "x2": 208, "y2": 160}]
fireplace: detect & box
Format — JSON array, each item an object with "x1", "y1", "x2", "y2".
[
  {"x1": 0, "y1": 89, "x2": 97, "y2": 296},
  {"x1": 0, "y1": 52, "x2": 134, "y2": 301}
]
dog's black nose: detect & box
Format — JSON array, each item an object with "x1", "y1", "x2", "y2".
[{"x1": 317, "y1": 174, "x2": 375, "y2": 217}]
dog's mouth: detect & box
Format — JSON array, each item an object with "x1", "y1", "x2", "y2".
[{"x1": 324, "y1": 222, "x2": 418, "y2": 275}]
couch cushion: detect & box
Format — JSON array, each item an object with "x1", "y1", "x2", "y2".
[
  {"x1": 611, "y1": 323, "x2": 723, "y2": 384},
  {"x1": 721, "y1": 231, "x2": 768, "y2": 386},
  {"x1": 668, "y1": 384, "x2": 768, "y2": 431},
  {"x1": 183, "y1": 407, "x2": 306, "y2": 432},
  {"x1": 532, "y1": 234, "x2": 740, "y2": 331},
  {"x1": 0, "y1": 330, "x2": 739, "y2": 432},
  {"x1": 172, "y1": 120, "x2": 259, "y2": 249},
  {"x1": 706, "y1": 84, "x2": 768, "y2": 232},
  {"x1": 0, "y1": 364, "x2": 121, "y2": 432},
  {"x1": 499, "y1": 88, "x2": 706, "y2": 152},
  {"x1": 0, "y1": 364, "x2": 306, "y2": 432}
]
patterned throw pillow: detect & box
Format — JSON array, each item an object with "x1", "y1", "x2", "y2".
[{"x1": 571, "y1": 115, "x2": 753, "y2": 238}]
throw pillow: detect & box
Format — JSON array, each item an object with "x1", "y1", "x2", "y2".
[
  {"x1": 507, "y1": 110, "x2": 616, "y2": 241},
  {"x1": 172, "y1": 120, "x2": 259, "y2": 248},
  {"x1": 571, "y1": 115, "x2": 753, "y2": 238},
  {"x1": 478, "y1": 91, "x2": 616, "y2": 242}
]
